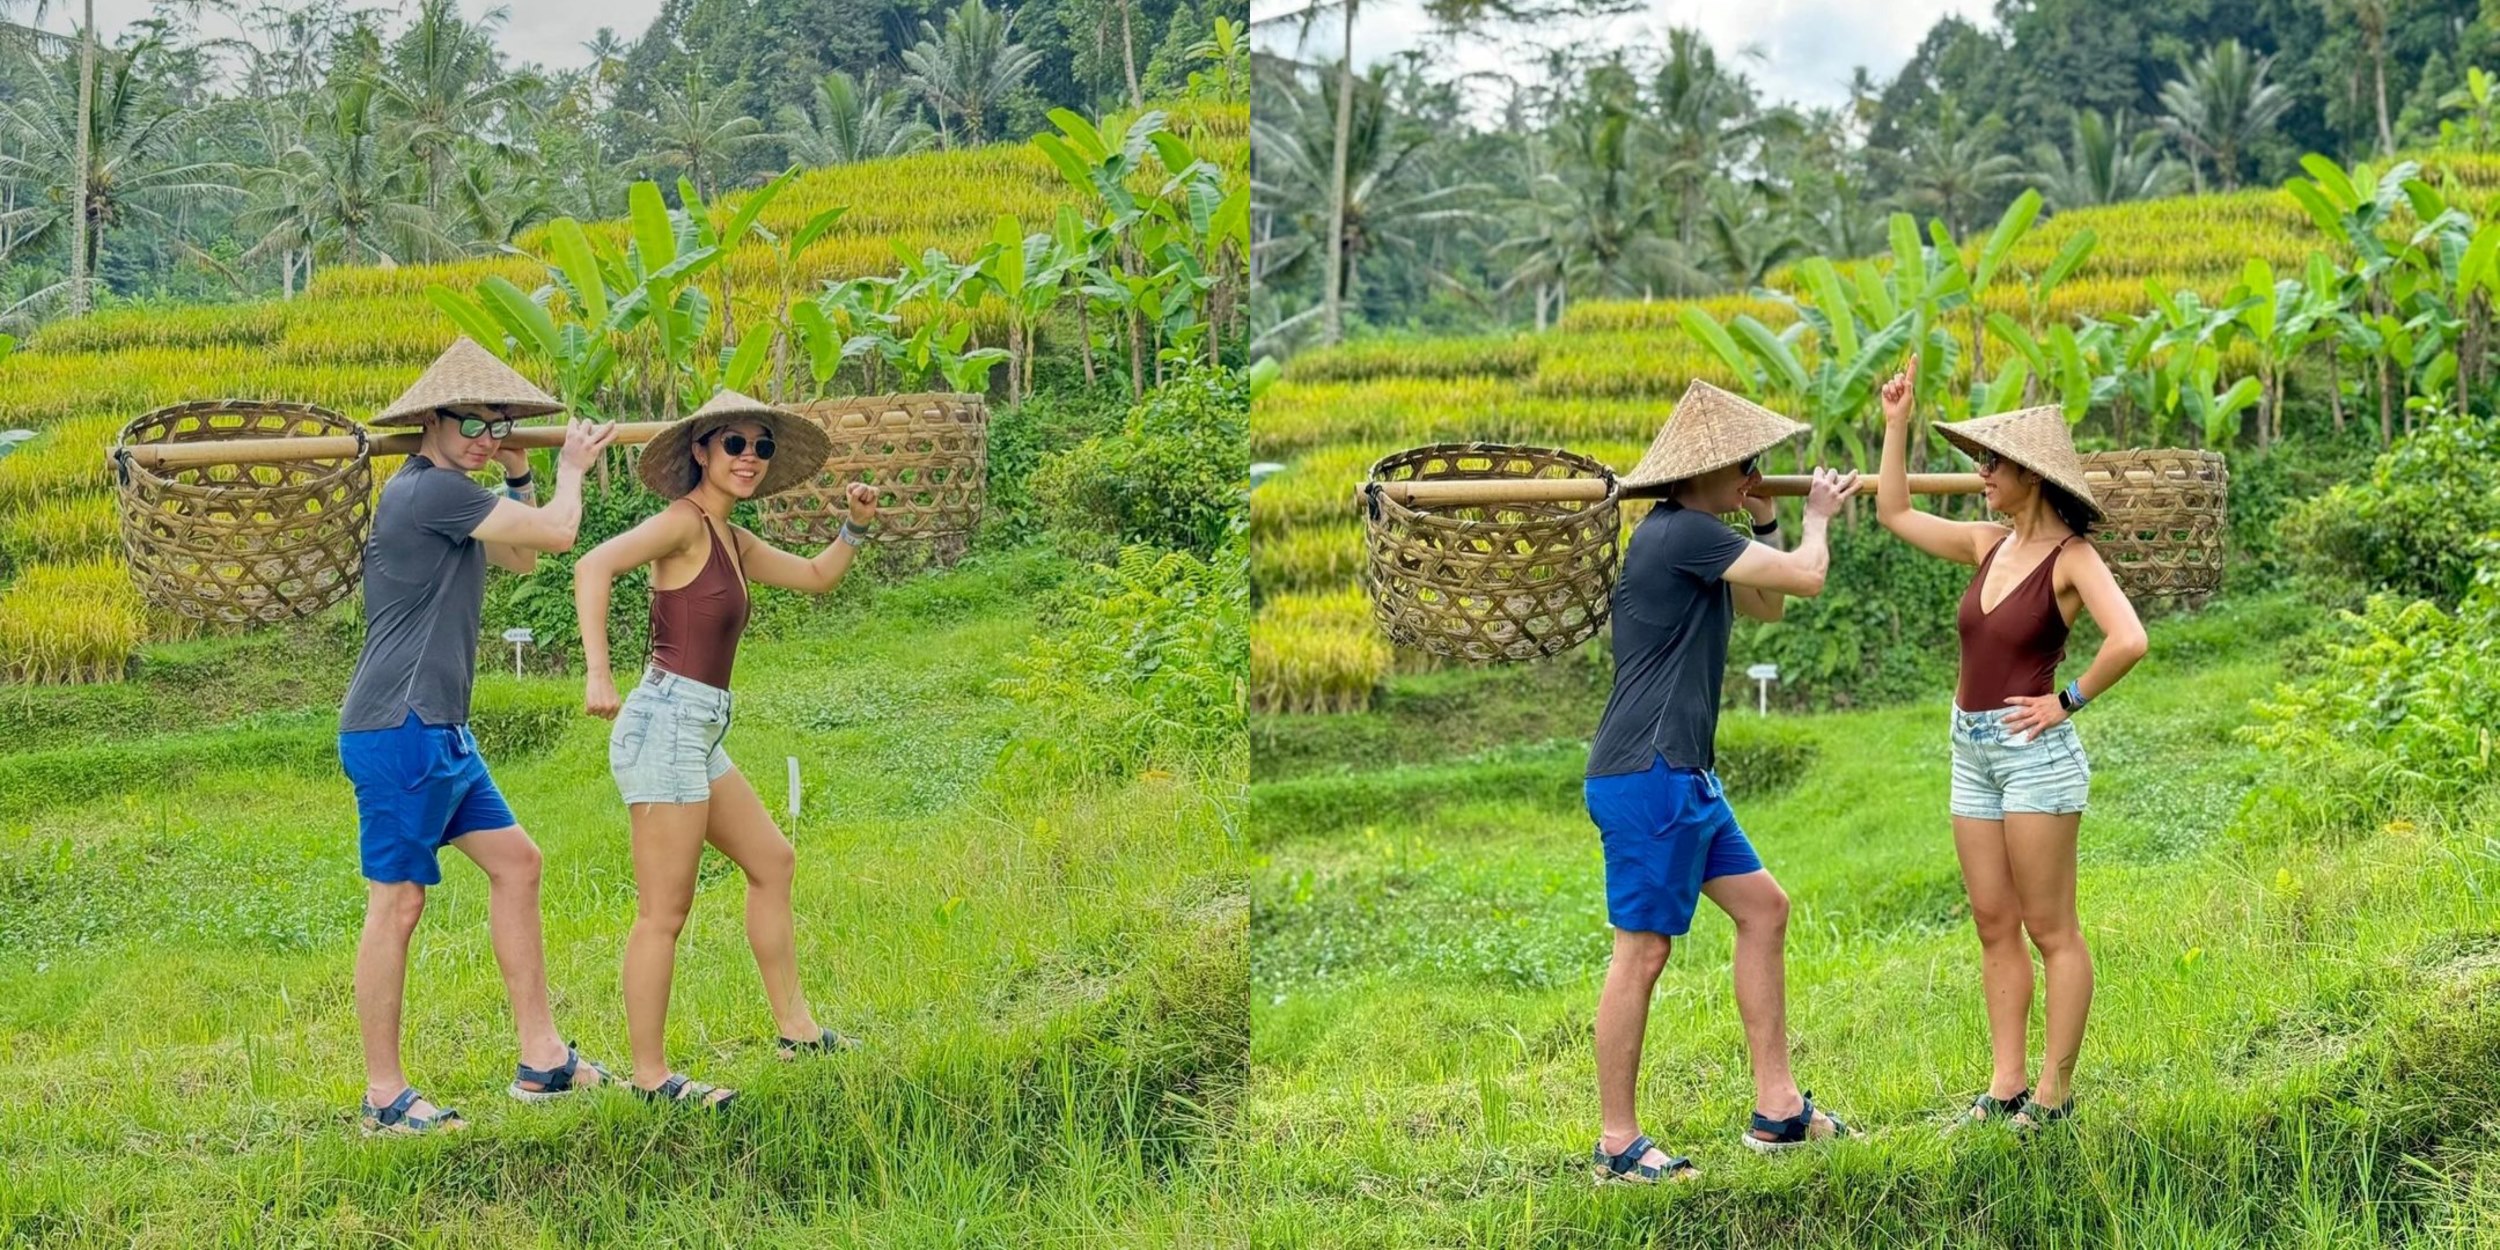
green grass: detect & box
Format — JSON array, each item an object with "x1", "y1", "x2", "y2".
[
  {"x1": 1246, "y1": 592, "x2": 2500, "y2": 1246},
  {"x1": 0, "y1": 546, "x2": 1245, "y2": 1246}
]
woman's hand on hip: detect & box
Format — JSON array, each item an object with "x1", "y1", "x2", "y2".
[{"x1": 2001, "y1": 692, "x2": 2068, "y2": 742}]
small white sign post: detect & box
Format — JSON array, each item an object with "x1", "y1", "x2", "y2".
[
  {"x1": 786, "y1": 757, "x2": 802, "y2": 821},
  {"x1": 501, "y1": 627, "x2": 533, "y2": 677},
  {"x1": 1746, "y1": 663, "x2": 1780, "y2": 715}
]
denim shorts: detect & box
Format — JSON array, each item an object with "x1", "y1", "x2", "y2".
[
  {"x1": 1585, "y1": 753, "x2": 1764, "y2": 937},
  {"x1": 1949, "y1": 704, "x2": 2091, "y2": 820},
  {"x1": 340, "y1": 712, "x2": 518, "y2": 885},
  {"x1": 610, "y1": 666, "x2": 735, "y2": 806}
]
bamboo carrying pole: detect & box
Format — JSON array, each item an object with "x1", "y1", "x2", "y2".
[
  {"x1": 111, "y1": 420, "x2": 680, "y2": 471},
  {"x1": 1361, "y1": 473, "x2": 1983, "y2": 509}
]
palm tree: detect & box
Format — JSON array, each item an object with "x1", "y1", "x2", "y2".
[
  {"x1": 899, "y1": 0, "x2": 1043, "y2": 147},
  {"x1": 1648, "y1": 28, "x2": 1794, "y2": 265},
  {"x1": 640, "y1": 70, "x2": 768, "y2": 198},
  {"x1": 1252, "y1": 64, "x2": 1488, "y2": 337},
  {"x1": 2028, "y1": 108, "x2": 2188, "y2": 209},
  {"x1": 1700, "y1": 183, "x2": 1806, "y2": 289},
  {"x1": 235, "y1": 75, "x2": 450, "y2": 279},
  {"x1": 1495, "y1": 93, "x2": 1699, "y2": 325},
  {"x1": 0, "y1": 32, "x2": 241, "y2": 307},
  {"x1": 373, "y1": 0, "x2": 533, "y2": 236},
  {"x1": 1893, "y1": 94, "x2": 2024, "y2": 235},
  {"x1": 2158, "y1": 39, "x2": 2293, "y2": 192},
  {"x1": 2314, "y1": 0, "x2": 2404, "y2": 155},
  {"x1": 776, "y1": 70, "x2": 934, "y2": 166},
  {"x1": 580, "y1": 27, "x2": 629, "y2": 108}
]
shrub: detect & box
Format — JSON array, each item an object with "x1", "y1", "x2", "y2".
[
  {"x1": 2239, "y1": 575, "x2": 2500, "y2": 831},
  {"x1": 1031, "y1": 366, "x2": 1248, "y2": 558},
  {"x1": 995, "y1": 540, "x2": 1248, "y2": 785},
  {"x1": 982, "y1": 381, "x2": 1132, "y2": 532},
  {"x1": 2220, "y1": 427, "x2": 2382, "y2": 591},
  {"x1": 2277, "y1": 414, "x2": 2500, "y2": 607}
]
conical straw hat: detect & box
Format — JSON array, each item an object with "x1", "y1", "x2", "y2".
[
  {"x1": 1619, "y1": 380, "x2": 1811, "y2": 490},
  {"x1": 636, "y1": 389, "x2": 833, "y2": 501},
  {"x1": 1934, "y1": 405, "x2": 2105, "y2": 519},
  {"x1": 371, "y1": 338, "x2": 566, "y2": 427}
]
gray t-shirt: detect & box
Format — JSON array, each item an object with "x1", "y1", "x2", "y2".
[
  {"x1": 1586, "y1": 505, "x2": 1754, "y2": 777},
  {"x1": 339, "y1": 457, "x2": 501, "y2": 732}
]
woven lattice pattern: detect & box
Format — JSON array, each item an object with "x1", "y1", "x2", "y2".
[
  {"x1": 2083, "y1": 449, "x2": 2229, "y2": 602},
  {"x1": 1363, "y1": 443, "x2": 1620, "y2": 662},
  {"x1": 754, "y1": 393, "x2": 987, "y2": 563},
  {"x1": 113, "y1": 400, "x2": 373, "y2": 625}
]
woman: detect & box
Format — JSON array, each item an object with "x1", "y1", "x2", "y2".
[
  {"x1": 574, "y1": 389, "x2": 879, "y2": 1108},
  {"x1": 1873, "y1": 358, "x2": 2148, "y2": 1131}
]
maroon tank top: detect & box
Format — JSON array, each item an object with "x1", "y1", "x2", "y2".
[
  {"x1": 648, "y1": 501, "x2": 749, "y2": 689},
  {"x1": 1955, "y1": 534, "x2": 2076, "y2": 710}
]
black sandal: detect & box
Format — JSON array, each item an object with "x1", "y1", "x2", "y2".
[
  {"x1": 1945, "y1": 1087, "x2": 2030, "y2": 1133},
  {"x1": 633, "y1": 1073, "x2": 736, "y2": 1109},
  {"x1": 508, "y1": 1044, "x2": 611, "y2": 1103},
  {"x1": 1741, "y1": 1090, "x2": 1852, "y2": 1153},
  {"x1": 778, "y1": 1026, "x2": 861, "y2": 1059},
  {"x1": 1591, "y1": 1133, "x2": 1699, "y2": 1185},
  {"x1": 2010, "y1": 1095, "x2": 2074, "y2": 1132}
]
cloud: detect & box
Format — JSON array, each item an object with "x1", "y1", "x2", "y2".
[
  {"x1": 72, "y1": 0, "x2": 669, "y2": 70},
  {"x1": 1255, "y1": 0, "x2": 1988, "y2": 109}
]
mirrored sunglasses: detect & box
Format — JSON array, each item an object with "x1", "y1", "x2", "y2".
[{"x1": 455, "y1": 415, "x2": 516, "y2": 440}]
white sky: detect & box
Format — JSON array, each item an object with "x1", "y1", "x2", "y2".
[
  {"x1": 60, "y1": 1, "x2": 671, "y2": 70},
  {"x1": 1251, "y1": 0, "x2": 1991, "y2": 113}
]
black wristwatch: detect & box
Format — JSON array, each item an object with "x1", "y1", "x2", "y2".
[
  {"x1": 1750, "y1": 517, "x2": 1780, "y2": 536},
  {"x1": 503, "y1": 471, "x2": 534, "y2": 489}
]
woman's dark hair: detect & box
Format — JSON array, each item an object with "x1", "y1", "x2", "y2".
[{"x1": 2042, "y1": 480, "x2": 2097, "y2": 537}]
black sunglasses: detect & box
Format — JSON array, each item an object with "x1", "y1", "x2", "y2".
[
  {"x1": 1736, "y1": 455, "x2": 1761, "y2": 477},
  {"x1": 1978, "y1": 450, "x2": 2006, "y2": 471},
  {"x1": 454, "y1": 415, "x2": 516, "y2": 440},
  {"x1": 703, "y1": 431, "x2": 776, "y2": 461}
]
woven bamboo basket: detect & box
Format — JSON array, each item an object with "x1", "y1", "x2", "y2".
[
  {"x1": 753, "y1": 393, "x2": 987, "y2": 564},
  {"x1": 2079, "y1": 449, "x2": 2229, "y2": 601},
  {"x1": 1362, "y1": 443, "x2": 1621, "y2": 662},
  {"x1": 112, "y1": 400, "x2": 373, "y2": 625}
]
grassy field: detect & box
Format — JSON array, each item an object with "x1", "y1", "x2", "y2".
[
  {"x1": 1244, "y1": 148, "x2": 2500, "y2": 713},
  {"x1": 1246, "y1": 591, "x2": 2500, "y2": 1247},
  {"x1": 0, "y1": 546, "x2": 1246, "y2": 1247}
]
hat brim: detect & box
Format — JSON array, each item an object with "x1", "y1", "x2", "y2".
[
  {"x1": 1934, "y1": 419, "x2": 2105, "y2": 520},
  {"x1": 1619, "y1": 380, "x2": 1811, "y2": 490},
  {"x1": 635, "y1": 404, "x2": 833, "y2": 501}
]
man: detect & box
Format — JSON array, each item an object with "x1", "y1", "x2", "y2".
[
  {"x1": 1585, "y1": 380, "x2": 1863, "y2": 1183},
  {"x1": 339, "y1": 338, "x2": 619, "y2": 1134}
]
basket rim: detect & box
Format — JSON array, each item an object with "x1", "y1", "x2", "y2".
[
  {"x1": 1363, "y1": 441, "x2": 1619, "y2": 534},
  {"x1": 110, "y1": 399, "x2": 371, "y2": 496}
]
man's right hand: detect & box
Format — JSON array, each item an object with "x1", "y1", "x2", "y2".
[
  {"x1": 584, "y1": 674, "x2": 620, "y2": 720},
  {"x1": 1804, "y1": 467, "x2": 1863, "y2": 519},
  {"x1": 558, "y1": 417, "x2": 619, "y2": 474}
]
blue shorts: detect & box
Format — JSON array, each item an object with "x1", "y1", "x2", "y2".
[
  {"x1": 1585, "y1": 753, "x2": 1763, "y2": 936},
  {"x1": 340, "y1": 712, "x2": 518, "y2": 885}
]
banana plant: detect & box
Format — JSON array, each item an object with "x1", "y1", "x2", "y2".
[{"x1": 974, "y1": 213, "x2": 1080, "y2": 403}]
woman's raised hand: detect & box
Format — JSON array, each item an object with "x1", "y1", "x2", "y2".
[
  {"x1": 845, "y1": 481, "x2": 879, "y2": 524},
  {"x1": 1880, "y1": 355, "x2": 1918, "y2": 428}
]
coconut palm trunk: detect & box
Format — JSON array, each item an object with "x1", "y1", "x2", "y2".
[
  {"x1": 69, "y1": 0, "x2": 94, "y2": 314},
  {"x1": 1323, "y1": 0, "x2": 1355, "y2": 344}
]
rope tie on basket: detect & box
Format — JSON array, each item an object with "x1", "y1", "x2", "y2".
[{"x1": 1364, "y1": 480, "x2": 1384, "y2": 522}]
